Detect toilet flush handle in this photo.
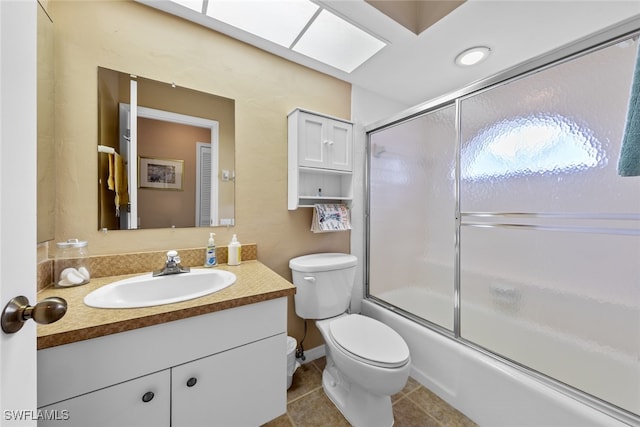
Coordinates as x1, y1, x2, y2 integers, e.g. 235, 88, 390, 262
303, 276, 316, 283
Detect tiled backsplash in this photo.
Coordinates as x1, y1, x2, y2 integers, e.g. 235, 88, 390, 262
38, 244, 257, 291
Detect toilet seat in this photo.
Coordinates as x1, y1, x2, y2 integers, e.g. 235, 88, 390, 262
329, 315, 410, 368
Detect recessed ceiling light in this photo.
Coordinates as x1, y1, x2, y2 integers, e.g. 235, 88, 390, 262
455, 46, 491, 66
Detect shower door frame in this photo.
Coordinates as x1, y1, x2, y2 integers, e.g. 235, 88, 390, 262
364, 15, 640, 426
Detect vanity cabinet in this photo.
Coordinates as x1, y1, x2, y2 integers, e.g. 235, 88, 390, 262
288, 108, 354, 209
38, 298, 287, 427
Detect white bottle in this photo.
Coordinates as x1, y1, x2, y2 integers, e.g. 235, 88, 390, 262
204, 232, 217, 267
228, 234, 241, 266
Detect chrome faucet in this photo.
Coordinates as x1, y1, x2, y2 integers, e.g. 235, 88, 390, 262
153, 250, 191, 277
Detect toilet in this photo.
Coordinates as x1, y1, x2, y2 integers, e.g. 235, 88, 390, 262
290, 253, 410, 427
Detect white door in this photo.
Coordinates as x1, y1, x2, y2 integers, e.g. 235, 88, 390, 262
128, 80, 138, 229
118, 100, 139, 230
118, 104, 131, 230
196, 143, 216, 227
0, 0, 38, 424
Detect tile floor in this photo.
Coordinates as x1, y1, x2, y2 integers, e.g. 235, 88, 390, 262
263, 357, 478, 427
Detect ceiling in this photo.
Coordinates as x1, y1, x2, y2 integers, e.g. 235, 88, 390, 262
141, 0, 640, 107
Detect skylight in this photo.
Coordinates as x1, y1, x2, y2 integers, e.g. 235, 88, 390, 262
205, 0, 320, 48
169, 0, 386, 73
170, 0, 203, 13
293, 9, 387, 73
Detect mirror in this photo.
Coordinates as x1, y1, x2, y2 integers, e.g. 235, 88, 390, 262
37, 2, 55, 243
97, 67, 235, 230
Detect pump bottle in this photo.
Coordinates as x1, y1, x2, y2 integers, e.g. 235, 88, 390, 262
204, 233, 217, 267
228, 234, 241, 266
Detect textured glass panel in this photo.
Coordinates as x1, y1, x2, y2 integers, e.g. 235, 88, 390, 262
368, 105, 456, 330
457, 35, 640, 415
460, 38, 640, 214
460, 225, 640, 414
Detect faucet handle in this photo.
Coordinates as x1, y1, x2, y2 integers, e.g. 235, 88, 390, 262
166, 250, 180, 264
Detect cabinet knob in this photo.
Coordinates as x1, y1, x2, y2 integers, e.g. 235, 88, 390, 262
141, 391, 154, 403
186, 377, 198, 387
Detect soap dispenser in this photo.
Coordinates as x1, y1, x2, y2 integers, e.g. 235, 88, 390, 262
228, 234, 241, 266
204, 233, 217, 267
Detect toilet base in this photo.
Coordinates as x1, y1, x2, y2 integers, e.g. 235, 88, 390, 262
322, 364, 394, 427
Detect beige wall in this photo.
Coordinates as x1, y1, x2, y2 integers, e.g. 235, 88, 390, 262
50, 0, 352, 349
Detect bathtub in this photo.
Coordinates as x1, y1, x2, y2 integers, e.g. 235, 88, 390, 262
362, 297, 637, 426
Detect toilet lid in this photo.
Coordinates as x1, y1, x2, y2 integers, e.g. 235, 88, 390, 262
289, 253, 357, 273
329, 315, 410, 368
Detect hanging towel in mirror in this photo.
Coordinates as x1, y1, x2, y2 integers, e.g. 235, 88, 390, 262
618, 42, 640, 177
107, 153, 115, 190
114, 153, 129, 216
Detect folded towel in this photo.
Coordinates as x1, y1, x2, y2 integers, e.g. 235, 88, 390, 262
311, 204, 351, 233
618, 43, 640, 177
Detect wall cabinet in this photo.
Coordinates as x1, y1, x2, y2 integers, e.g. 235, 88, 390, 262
288, 108, 353, 209
38, 298, 287, 427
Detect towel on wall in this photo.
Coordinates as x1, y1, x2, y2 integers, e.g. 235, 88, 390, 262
618, 42, 640, 177
311, 204, 351, 233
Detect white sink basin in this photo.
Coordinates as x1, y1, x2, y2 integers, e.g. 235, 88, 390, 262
84, 269, 236, 309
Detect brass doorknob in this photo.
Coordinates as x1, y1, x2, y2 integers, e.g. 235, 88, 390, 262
1, 295, 67, 334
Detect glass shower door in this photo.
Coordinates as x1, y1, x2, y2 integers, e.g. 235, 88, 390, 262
459, 37, 640, 414
368, 105, 456, 331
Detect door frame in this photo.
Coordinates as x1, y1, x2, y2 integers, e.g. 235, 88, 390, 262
120, 103, 219, 228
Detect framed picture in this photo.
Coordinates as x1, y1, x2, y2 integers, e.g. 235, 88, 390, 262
139, 157, 184, 190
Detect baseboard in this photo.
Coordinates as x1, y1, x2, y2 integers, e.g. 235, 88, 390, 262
297, 344, 326, 364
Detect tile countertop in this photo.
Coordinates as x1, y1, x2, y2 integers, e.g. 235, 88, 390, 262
37, 261, 296, 350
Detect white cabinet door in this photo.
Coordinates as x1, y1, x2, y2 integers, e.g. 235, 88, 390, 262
298, 112, 327, 169
38, 370, 170, 427
297, 111, 352, 171
172, 334, 286, 427
325, 119, 352, 171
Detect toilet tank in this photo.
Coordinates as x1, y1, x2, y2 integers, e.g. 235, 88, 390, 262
289, 253, 357, 320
